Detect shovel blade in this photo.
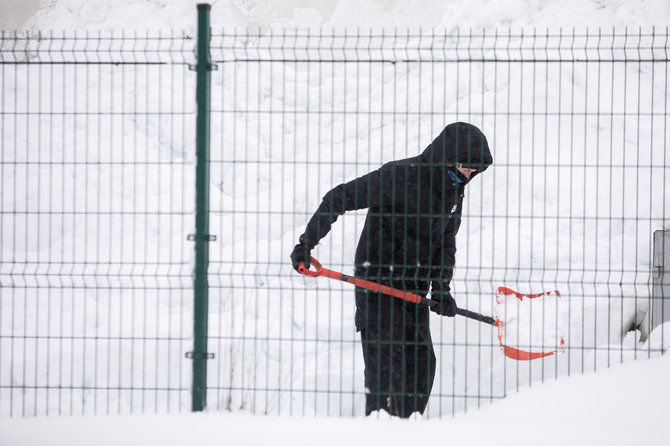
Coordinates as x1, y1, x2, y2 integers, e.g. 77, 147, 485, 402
495, 287, 565, 361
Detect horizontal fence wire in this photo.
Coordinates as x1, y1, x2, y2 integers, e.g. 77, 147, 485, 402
210, 28, 669, 63
0, 31, 196, 416
0, 30, 195, 65
207, 27, 669, 418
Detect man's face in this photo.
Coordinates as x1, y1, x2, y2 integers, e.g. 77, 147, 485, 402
456, 167, 477, 179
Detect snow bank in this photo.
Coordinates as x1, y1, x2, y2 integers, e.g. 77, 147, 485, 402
1, 336, 669, 446
20, 0, 670, 32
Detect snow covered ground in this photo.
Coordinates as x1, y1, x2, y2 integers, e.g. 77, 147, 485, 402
1, 326, 669, 445
1, 0, 669, 441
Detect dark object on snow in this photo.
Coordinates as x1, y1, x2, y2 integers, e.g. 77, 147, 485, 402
360, 312, 435, 418
293, 121, 492, 417
290, 235, 312, 272
298, 121, 492, 329
430, 291, 457, 317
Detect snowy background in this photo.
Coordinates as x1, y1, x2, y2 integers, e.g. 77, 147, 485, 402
1, 0, 670, 444
7, 0, 670, 30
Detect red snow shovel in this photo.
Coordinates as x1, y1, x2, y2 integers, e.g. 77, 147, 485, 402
298, 257, 564, 361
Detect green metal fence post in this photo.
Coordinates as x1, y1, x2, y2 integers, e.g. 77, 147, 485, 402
188, 2, 215, 412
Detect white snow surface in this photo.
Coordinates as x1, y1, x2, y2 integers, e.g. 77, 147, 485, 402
1, 0, 670, 442
1, 329, 669, 445
18, 0, 670, 31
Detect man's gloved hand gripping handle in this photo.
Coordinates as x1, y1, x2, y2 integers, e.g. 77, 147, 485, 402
430, 291, 457, 317
290, 235, 312, 272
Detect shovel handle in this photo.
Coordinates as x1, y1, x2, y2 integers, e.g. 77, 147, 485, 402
298, 257, 496, 325
299, 257, 428, 305
298, 257, 323, 277
456, 308, 497, 326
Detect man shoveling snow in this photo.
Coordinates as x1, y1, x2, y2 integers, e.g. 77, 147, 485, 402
290, 122, 493, 417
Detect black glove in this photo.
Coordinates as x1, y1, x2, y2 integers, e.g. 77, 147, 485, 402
430, 292, 457, 317
290, 236, 312, 272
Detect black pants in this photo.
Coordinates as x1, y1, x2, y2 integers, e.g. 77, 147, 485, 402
358, 291, 436, 418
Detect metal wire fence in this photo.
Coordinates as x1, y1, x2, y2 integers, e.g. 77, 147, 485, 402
206, 27, 669, 417
0, 31, 196, 416
1, 18, 669, 418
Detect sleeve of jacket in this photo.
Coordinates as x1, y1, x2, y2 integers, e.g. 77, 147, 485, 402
431, 199, 463, 295
301, 169, 383, 249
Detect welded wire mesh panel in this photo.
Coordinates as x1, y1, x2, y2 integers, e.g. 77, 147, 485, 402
0, 31, 195, 416
208, 28, 669, 418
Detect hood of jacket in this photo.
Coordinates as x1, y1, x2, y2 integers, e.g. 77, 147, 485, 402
419, 122, 493, 184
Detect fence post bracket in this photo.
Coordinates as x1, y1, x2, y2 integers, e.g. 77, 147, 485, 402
187, 234, 217, 242
186, 351, 215, 360
188, 63, 218, 71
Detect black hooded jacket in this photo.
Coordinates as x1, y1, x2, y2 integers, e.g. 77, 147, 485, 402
301, 122, 493, 330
